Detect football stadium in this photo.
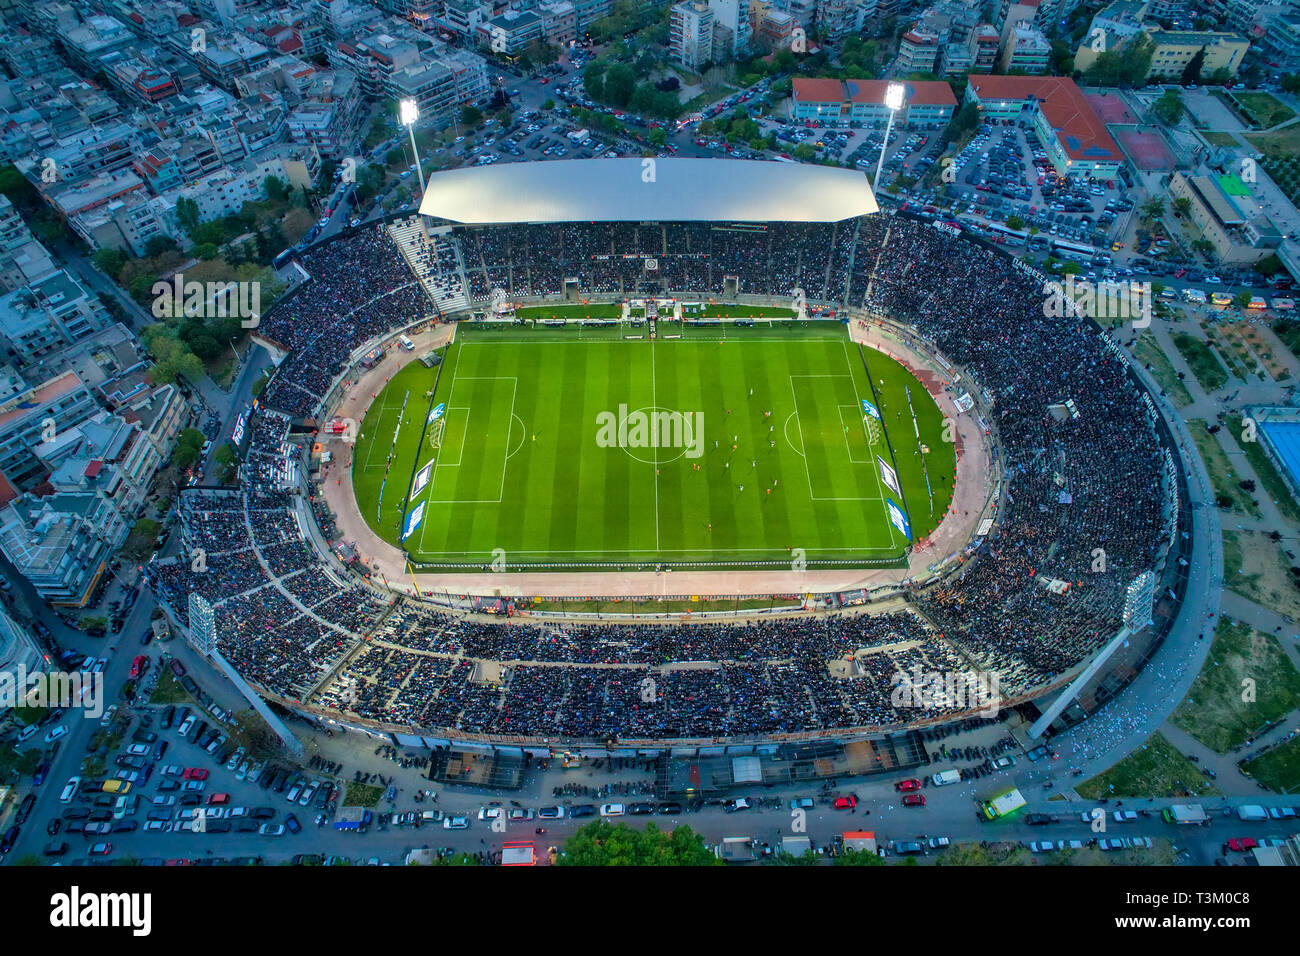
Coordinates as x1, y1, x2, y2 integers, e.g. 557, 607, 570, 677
144, 158, 1191, 752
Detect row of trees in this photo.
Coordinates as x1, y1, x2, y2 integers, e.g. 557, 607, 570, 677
583, 59, 684, 120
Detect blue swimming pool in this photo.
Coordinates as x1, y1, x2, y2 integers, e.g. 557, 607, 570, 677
1260, 420, 1300, 494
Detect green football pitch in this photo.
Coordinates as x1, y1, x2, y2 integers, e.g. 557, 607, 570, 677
352, 324, 955, 569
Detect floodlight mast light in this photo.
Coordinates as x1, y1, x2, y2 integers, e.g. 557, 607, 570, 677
873, 83, 907, 194
399, 99, 427, 195
884, 82, 906, 112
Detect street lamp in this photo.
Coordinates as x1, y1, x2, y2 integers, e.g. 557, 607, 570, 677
872, 82, 907, 194
399, 98, 426, 195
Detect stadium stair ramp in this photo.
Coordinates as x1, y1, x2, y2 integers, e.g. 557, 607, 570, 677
387, 218, 471, 314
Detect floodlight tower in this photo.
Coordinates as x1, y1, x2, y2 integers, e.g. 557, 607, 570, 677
872, 82, 907, 194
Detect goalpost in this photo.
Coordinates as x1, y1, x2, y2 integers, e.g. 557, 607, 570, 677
429, 416, 446, 450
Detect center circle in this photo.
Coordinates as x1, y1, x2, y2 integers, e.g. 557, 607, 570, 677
620, 405, 689, 465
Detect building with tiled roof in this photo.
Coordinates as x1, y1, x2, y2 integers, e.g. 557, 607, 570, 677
965, 75, 1123, 179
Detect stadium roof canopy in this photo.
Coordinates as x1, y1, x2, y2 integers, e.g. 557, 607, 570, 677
417, 158, 879, 224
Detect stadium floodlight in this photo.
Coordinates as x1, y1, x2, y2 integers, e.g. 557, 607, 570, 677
399, 99, 427, 195
872, 83, 907, 193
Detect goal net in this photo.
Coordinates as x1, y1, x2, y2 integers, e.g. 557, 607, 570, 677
429, 417, 446, 450
865, 414, 883, 447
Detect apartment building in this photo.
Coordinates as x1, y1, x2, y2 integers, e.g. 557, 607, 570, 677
670, 0, 714, 70
0, 491, 128, 607
0, 371, 100, 493
0, 271, 112, 367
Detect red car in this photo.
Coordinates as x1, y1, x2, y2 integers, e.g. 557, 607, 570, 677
832, 795, 858, 810
181, 768, 208, 781
895, 779, 922, 792
128, 655, 149, 679
1226, 837, 1258, 852
206, 793, 230, 805
902, 794, 926, 807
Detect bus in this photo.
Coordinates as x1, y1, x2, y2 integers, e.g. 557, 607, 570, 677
987, 222, 1030, 247
1210, 292, 1233, 307
272, 248, 294, 270
1050, 237, 1099, 259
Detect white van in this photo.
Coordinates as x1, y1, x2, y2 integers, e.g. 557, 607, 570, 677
398, 335, 414, 351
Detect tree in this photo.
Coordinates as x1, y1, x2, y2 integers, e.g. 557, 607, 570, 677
557, 821, 722, 866
1140, 196, 1166, 222
93, 247, 127, 279
1282, 74, 1300, 95
142, 326, 205, 386
945, 102, 981, 144
1006, 215, 1026, 230
542, 98, 556, 111
1173, 196, 1192, 217
1180, 46, 1206, 86
214, 443, 239, 484
263, 175, 289, 203
649, 127, 668, 147
172, 427, 206, 469
1254, 254, 1282, 277
1233, 290, 1252, 309
460, 105, 482, 127
1152, 89, 1184, 125
144, 235, 176, 258
604, 63, 636, 107
175, 196, 201, 236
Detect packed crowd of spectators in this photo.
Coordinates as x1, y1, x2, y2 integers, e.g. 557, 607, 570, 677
857, 217, 1170, 687
456, 220, 856, 303
259, 228, 435, 417
314, 605, 981, 736
146, 212, 1175, 741
145, 385, 394, 695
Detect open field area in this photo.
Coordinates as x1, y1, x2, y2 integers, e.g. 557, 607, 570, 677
1169, 617, 1300, 753
1189, 421, 1261, 517
1133, 331, 1193, 407
1223, 529, 1300, 623
1242, 737, 1300, 794
1171, 331, 1230, 391
351, 324, 954, 568
1233, 91, 1296, 128
1076, 732, 1222, 800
